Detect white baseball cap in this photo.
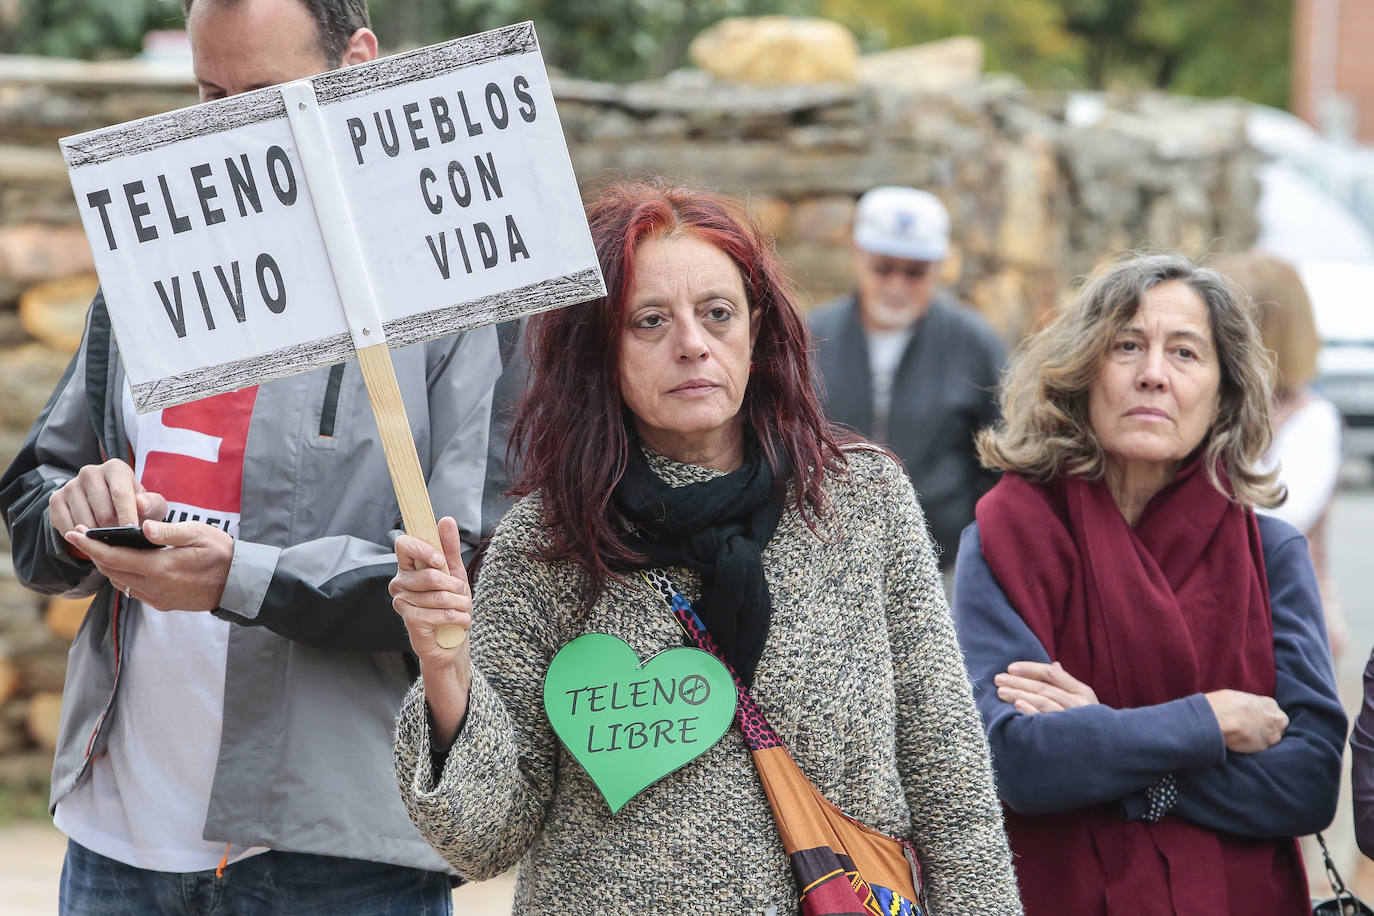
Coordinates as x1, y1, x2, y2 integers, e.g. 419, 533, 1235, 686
852, 186, 950, 262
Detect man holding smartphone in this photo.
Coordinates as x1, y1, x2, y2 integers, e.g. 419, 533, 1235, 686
0, 1, 521, 911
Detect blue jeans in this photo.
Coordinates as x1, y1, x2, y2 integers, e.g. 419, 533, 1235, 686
59, 839, 453, 915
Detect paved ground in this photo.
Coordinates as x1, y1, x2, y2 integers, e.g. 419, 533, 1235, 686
0, 821, 66, 915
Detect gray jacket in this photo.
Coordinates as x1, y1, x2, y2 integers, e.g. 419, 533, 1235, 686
0, 291, 520, 872
809, 293, 1004, 566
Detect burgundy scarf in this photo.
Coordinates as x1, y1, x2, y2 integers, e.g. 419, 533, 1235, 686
976, 457, 1308, 916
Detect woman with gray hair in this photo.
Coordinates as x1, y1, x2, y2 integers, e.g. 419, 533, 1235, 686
951, 252, 1346, 915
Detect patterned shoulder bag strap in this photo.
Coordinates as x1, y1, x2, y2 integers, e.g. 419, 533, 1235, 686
638, 574, 926, 914
638, 570, 785, 752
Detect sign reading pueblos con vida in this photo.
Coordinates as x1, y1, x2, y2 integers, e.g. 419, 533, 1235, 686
61, 22, 604, 412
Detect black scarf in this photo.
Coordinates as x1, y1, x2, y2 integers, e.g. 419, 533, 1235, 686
612, 431, 787, 686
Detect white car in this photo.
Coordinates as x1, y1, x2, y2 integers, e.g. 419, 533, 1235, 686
1298, 260, 1374, 461
1249, 103, 1374, 252
1248, 105, 1374, 461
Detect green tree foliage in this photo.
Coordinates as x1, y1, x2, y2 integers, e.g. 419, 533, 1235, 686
2, 0, 183, 58
1128, 0, 1290, 108
819, 0, 1081, 86
2, 0, 1292, 109
369, 0, 818, 82
1057, 0, 1290, 106
819, 0, 1290, 108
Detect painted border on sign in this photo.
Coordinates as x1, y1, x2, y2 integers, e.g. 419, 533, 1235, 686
61, 22, 538, 168
62, 20, 605, 413
130, 266, 602, 410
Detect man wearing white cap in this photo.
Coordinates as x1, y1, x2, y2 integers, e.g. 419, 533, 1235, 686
809, 186, 1005, 571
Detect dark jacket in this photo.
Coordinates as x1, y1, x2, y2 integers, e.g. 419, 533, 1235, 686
809, 292, 1005, 566
1350, 644, 1374, 856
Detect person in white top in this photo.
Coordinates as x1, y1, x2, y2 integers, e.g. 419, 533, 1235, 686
1213, 251, 1345, 659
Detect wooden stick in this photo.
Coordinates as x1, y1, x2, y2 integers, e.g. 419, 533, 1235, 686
355, 342, 467, 649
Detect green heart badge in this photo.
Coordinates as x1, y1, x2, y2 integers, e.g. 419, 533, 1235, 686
543, 633, 737, 814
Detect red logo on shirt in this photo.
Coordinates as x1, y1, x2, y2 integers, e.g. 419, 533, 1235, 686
139, 388, 258, 513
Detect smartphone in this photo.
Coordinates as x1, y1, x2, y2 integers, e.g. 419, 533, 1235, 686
83, 526, 161, 550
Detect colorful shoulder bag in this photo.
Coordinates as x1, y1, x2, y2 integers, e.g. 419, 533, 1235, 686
642, 570, 925, 916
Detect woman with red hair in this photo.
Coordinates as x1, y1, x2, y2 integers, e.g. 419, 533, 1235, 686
388, 180, 1019, 914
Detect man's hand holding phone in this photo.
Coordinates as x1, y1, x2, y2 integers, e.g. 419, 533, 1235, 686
65, 519, 234, 611
53, 460, 233, 611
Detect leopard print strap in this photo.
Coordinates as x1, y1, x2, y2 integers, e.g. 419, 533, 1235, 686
641, 568, 678, 607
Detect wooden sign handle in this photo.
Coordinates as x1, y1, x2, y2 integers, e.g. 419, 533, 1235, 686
356, 342, 467, 649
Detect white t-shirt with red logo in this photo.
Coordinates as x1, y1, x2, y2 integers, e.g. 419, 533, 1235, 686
54, 385, 270, 872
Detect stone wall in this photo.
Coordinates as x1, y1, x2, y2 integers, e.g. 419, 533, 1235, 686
0, 53, 1259, 788
556, 72, 1259, 331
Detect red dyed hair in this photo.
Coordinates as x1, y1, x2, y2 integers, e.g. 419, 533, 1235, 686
509, 179, 850, 603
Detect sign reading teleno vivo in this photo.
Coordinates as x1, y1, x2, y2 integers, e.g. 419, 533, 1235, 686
61, 22, 603, 412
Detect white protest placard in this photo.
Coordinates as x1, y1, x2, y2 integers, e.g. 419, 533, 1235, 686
61, 22, 604, 412
63, 22, 605, 648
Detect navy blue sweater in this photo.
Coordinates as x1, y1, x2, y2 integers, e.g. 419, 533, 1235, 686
952, 514, 1346, 837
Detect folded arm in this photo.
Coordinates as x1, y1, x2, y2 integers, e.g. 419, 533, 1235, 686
952, 523, 1343, 836
1167, 530, 1344, 837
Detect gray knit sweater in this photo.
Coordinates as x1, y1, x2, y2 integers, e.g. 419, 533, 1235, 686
394, 446, 1021, 915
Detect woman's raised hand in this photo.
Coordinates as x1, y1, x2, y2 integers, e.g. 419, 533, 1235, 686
391, 515, 472, 744
392, 516, 472, 663
1205, 689, 1288, 754
995, 660, 1100, 715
